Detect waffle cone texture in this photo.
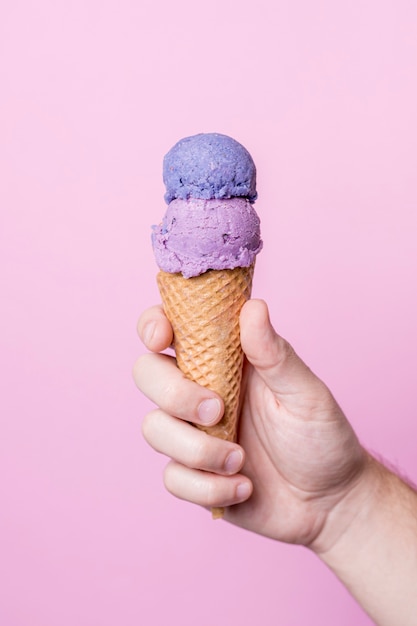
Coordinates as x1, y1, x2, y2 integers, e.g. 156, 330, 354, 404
157, 265, 254, 442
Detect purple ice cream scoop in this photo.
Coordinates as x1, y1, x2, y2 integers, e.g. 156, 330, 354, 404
163, 133, 257, 204
153, 133, 262, 278
152, 198, 262, 278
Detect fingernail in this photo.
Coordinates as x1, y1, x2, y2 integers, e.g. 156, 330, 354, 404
236, 482, 251, 501
224, 449, 243, 474
143, 322, 156, 346
198, 398, 221, 425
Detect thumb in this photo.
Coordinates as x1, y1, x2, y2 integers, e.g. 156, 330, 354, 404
240, 299, 319, 398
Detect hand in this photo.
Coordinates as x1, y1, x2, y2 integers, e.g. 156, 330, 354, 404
133, 299, 367, 550
134, 299, 417, 625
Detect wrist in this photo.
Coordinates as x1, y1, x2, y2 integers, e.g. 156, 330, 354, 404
310, 453, 417, 626
309, 449, 381, 556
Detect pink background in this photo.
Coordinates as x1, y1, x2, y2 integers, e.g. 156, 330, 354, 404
1, 1, 416, 625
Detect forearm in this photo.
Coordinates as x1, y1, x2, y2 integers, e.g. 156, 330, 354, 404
314, 453, 417, 626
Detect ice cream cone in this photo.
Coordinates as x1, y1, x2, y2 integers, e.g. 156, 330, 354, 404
157, 263, 255, 518
152, 132, 262, 519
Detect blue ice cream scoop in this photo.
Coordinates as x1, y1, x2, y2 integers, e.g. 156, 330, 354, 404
163, 133, 257, 204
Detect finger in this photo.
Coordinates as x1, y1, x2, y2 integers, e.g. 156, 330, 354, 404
133, 352, 223, 427
240, 299, 322, 397
142, 410, 245, 475
137, 304, 173, 352
164, 460, 253, 509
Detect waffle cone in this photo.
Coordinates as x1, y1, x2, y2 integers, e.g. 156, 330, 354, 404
157, 265, 255, 518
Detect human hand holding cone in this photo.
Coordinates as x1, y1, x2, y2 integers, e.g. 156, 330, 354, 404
152, 134, 262, 518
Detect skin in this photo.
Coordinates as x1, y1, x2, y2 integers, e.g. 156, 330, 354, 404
133, 299, 417, 626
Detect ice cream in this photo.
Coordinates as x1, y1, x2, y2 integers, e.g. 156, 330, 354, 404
162, 132, 257, 203
152, 133, 262, 518
152, 197, 262, 278
152, 133, 262, 278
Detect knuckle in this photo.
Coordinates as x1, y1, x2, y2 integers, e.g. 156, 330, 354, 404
132, 353, 154, 384
203, 478, 220, 507
277, 336, 295, 366
141, 409, 159, 444
163, 461, 179, 496
190, 438, 209, 469
191, 472, 216, 506
162, 377, 182, 400
162, 379, 197, 420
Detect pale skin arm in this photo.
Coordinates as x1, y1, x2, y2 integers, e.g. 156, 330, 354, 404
133, 299, 417, 626
317, 458, 417, 626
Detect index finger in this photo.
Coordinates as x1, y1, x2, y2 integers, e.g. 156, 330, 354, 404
137, 304, 173, 352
